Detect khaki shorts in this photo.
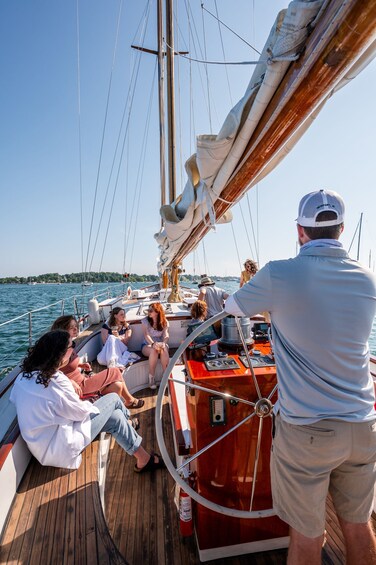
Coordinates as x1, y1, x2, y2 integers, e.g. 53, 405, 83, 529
271, 414, 376, 538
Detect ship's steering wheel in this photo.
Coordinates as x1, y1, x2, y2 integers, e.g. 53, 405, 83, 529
155, 311, 278, 519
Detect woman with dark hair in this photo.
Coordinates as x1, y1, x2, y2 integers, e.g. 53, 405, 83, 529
51, 315, 144, 409
141, 303, 169, 390
97, 307, 139, 369
10, 330, 164, 472
240, 259, 258, 288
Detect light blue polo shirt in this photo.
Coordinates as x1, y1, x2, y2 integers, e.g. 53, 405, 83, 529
225, 245, 376, 424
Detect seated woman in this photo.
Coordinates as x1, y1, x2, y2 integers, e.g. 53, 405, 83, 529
187, 300, 207, 336
187, 300, 217, 347
240, 259, 258, 288
141, 303, 169, 390
51, 315, 144, 409
97, 307, 139, 369
10, 330, 164, 472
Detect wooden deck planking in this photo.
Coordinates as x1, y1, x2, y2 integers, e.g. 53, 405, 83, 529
0, 442, 126, 565
104, 390, 376, 565
105, 390, 290, 564
2, 382, 375, 565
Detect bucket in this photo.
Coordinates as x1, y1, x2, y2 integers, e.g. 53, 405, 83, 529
220, 316, 253, 345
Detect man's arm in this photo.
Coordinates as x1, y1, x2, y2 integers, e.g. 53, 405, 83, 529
198, 288, 206, 302
224, 264, 273, 317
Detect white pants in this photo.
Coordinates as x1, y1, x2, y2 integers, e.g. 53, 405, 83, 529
97, 335, 137, 367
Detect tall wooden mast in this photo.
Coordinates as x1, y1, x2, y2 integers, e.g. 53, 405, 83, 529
166, 0, 182, 302
157, 0, 166, 210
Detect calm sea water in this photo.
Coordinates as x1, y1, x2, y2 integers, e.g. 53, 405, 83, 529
0, 281, 375, 379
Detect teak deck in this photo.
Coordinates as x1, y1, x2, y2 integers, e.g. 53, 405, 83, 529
1, 389, 374, 564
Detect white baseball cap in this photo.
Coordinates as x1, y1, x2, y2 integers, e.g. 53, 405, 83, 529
296, 189, 345, 227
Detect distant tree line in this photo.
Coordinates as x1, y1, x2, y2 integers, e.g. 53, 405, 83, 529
0, 272, 239, 284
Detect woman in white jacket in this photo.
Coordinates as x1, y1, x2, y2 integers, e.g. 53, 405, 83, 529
10, 330, 164, 473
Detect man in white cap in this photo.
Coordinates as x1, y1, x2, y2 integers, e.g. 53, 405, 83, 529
225, 190, 376, 564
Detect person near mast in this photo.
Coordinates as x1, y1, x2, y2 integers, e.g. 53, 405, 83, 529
197, 276, 229, 336
141, 303, 170, 390
239, 259, 258, 287
224, 189, 376, 564
10, 330, 164, 473
51, 315, 144, 409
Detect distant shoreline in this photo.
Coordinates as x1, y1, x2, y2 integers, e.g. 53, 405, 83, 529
0, 272, 240, 285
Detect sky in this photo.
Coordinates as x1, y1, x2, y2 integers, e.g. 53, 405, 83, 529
0, 0, 375, 278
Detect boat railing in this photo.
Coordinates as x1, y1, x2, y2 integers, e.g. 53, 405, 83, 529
0, 283, 129, 381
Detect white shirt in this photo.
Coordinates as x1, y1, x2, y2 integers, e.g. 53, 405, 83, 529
10, 371, 99, 469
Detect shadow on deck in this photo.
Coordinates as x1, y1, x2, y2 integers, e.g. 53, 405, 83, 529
1, 387, 373, 564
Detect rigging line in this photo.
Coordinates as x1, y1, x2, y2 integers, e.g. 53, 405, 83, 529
348, 215, 361, 254
256, 184, 260, 264
239, 202, 256, 261
202, 240, 210, 276
164, 41, 263, 65
76, 0, 84, 281
127, 63, 157, 275
246, 191, 259, 265
201, 2, 261, 55
174, 4, 184, 194
84, 0, 125, 276
188, 5, 193, 154
88, 2, 151, 272
98, 58, 156, 273
182, 0, 211, 120
122, 131, 130, 274
230, 222, 243, 274
214, 0, 233, 106
200, 3, 212, 133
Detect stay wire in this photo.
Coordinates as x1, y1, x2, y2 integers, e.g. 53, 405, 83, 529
202, 240, 210, 276
122, 131, 130, 274
239, 201, 256, 261
91, 1, 152, 272
246, 191, 259, 264
214, 0, 233, 106
182, 0, 211, 120
127, 62, 158, 274
84, 0, 124, 276
76, 0, 84, 281
201, 4, 212, 133
174, 3, 184, 193
164, 40, 263, 65
98, 54, 155, 273
230, 222, 243, 273
201, 2, 261, 55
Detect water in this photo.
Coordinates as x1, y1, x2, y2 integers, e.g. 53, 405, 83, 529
0, 280, 375, 379
0, 282, 129, 377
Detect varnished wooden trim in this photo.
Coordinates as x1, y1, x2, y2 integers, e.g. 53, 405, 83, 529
168, 376, 190, 456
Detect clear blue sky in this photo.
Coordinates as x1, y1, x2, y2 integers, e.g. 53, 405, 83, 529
1, 1, 375, 278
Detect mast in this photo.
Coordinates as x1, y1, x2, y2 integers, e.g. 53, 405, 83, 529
357, 212, 363, 261
166, 0, 181, 302
157, 0, 166, 210
166, 0, 176, 204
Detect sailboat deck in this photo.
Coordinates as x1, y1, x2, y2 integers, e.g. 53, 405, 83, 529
1, 387, 374, 564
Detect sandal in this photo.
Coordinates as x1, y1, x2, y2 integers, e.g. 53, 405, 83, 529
126, 398, 145, 409
134, 452, 165, 474
130, 417, 140, 431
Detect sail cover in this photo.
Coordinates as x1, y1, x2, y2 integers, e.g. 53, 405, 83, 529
155, 0, 376, 270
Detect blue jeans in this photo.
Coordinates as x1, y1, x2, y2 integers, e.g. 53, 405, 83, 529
90, 393, 142, 456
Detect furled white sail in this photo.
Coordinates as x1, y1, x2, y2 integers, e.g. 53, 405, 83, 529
155, 0, 376, 270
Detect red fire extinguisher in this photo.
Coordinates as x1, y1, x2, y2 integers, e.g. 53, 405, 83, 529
179, 487, 193, 537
